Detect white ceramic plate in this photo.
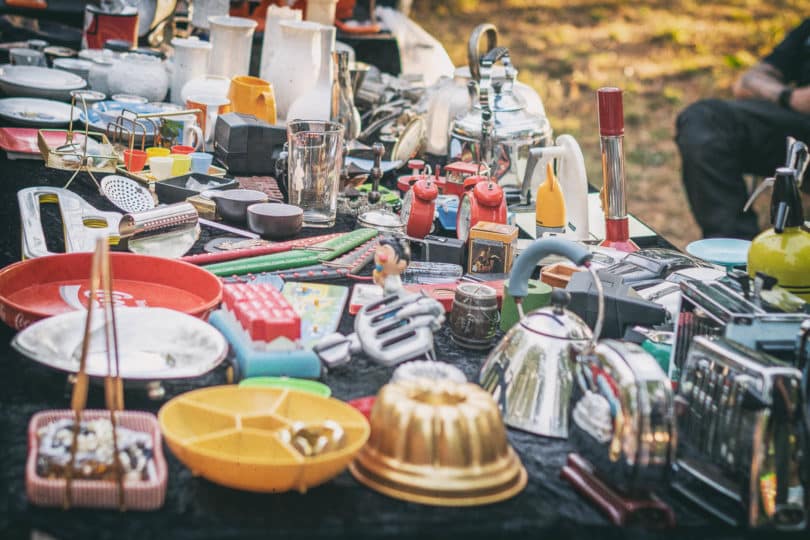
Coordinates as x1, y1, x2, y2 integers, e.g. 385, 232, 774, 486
0, 64, 86, 101
11, 307, 228, 380
0, 97, 79, 127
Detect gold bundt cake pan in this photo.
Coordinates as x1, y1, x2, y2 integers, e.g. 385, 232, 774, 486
349, 379, 527, 506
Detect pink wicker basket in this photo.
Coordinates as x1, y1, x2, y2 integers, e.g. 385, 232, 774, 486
26, 409, 167, 510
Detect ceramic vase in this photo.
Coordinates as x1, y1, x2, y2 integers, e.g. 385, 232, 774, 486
106, 53, 169, 103
169, 36, 212, 104
266, 20, 322, 122
287, 24, 336, 122
207, 15, 257, 79
259, 5, 302, 87
191, 0, 229, 29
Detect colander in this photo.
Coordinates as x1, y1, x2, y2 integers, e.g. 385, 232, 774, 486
100, 175, 156, 213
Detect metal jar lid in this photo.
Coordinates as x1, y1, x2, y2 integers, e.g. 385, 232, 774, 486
357, 209, 405, 234
454, 283, 498, 306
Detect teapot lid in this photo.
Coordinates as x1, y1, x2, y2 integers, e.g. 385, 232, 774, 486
518, 290, 592, 340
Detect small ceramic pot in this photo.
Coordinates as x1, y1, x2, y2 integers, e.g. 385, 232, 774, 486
448, 283, 500, 350
247, 203, 303, 239
205, 189, 270, 223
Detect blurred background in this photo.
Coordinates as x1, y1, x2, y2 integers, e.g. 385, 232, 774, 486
412, 0, 806, 248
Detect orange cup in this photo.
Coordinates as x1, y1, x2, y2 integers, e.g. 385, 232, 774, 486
186, 95, 231, 142
228, 75, 276, 124
123, 148, 148, 172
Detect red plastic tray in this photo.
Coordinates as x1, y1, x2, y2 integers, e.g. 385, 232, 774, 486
0, 252, 222, 329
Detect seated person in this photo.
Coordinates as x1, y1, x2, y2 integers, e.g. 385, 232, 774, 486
675, 18, 810, 239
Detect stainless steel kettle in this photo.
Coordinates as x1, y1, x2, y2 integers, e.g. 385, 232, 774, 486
479, 238, 605, 438
423, 23, 549, 157
448, 47, 552, 193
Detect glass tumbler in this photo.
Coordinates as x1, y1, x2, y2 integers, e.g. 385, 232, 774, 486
287, 120, 345, 228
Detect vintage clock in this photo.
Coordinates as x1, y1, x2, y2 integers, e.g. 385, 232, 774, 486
456, 176, 506, 242
400, 177, 439, 238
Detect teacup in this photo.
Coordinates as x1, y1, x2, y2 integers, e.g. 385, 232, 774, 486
186, 94, 231, 147
160, 114, 203, 150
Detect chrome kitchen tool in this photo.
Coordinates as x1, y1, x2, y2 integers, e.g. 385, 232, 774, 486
673, 336, 806, 529
597, 87, 638, 252
118, 202, 200, 259
478, 238, 604, 438
564, 340, 676, 526
18, 186, 121, 259
100, 174, 157, 213
314, 290, 446, 368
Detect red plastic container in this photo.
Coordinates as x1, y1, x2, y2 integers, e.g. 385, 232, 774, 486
0, 252, 222, 329
222, 283, 300, 342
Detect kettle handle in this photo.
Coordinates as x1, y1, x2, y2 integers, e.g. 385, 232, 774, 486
468, 23, 498, 83
510, 238, 605, 345
509, 238, 591, 298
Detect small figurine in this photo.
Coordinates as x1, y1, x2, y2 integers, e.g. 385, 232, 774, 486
372, 236, 411, 294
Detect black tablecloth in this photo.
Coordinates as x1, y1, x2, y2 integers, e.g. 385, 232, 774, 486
0, 156, 744, 539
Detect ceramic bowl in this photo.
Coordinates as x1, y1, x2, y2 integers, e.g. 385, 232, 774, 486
349, 379, 527, 506
0, 64, 86, 101
247, 203, 303, 239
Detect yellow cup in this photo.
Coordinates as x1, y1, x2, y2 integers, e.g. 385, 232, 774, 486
170, 153, 192, 176
146, 146, 170, 166
228, 75, 276, 124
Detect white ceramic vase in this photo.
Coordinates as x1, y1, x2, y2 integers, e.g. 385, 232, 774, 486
287, 25, 335, 122
169, 37, 212, 105
266, 20, 322, 122
259, 5, 302, 86
180, 74, 231, 105
191, 0, 229, 29
106, 53, 169, 103
207, 15, 257, 79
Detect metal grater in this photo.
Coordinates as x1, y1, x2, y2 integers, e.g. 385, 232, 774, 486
669, 280, 765, 381
673, 336, 806, 529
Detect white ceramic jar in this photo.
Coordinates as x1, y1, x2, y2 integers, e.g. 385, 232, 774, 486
169, 36, 212, 104
180, 74, 231, 105
191, 0, 229, 30
259, 5, 302, 86
266, 20, 322, 121
207, 15, 257, 79
106, 53, 169, 103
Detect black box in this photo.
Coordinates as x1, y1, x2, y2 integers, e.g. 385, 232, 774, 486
213, 113, 287, 175
412, 235, 466, 267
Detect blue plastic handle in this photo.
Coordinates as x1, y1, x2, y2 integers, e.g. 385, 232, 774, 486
508, 238, 592, 298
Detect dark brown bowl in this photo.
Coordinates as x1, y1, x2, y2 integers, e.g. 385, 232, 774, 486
246, 203, 303, 240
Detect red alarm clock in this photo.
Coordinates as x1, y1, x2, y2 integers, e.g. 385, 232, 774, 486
401, 177, 439, 238
456, 177, 506, 242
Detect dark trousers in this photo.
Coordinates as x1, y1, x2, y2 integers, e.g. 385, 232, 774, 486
675, 98, 810, 239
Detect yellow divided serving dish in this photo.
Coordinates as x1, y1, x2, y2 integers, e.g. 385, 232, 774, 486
158, 386, 370, 493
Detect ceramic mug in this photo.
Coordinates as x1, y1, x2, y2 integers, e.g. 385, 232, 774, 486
149, 156, 174, 180
228, 76, 276, 124
170, 153, 192, 176
10, 48, 46, 67
186, 94, 231, 145
190, 152, 214, 174
160, 115, 203, 150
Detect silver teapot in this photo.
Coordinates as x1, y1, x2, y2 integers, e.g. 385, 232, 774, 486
449, 47, 552, 193
423, 23, 550, 157
479, 238, 603, 438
